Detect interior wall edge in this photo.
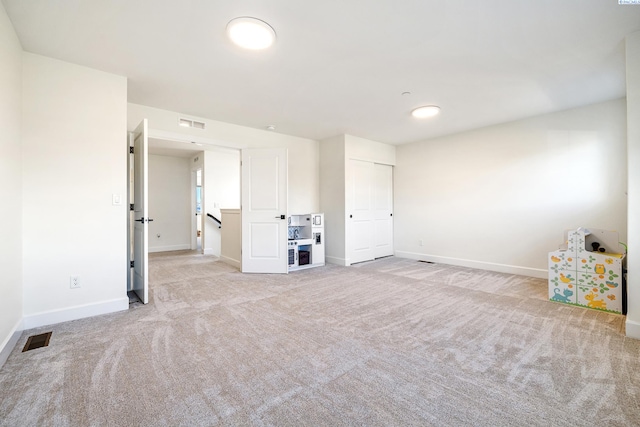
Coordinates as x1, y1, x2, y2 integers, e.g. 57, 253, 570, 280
21, 298, 129, 331
325, 256, 348, 266
625, 319, 640, 340
395, 251, 548, 279
0, 320, 23, 370
220, 256, 241, 269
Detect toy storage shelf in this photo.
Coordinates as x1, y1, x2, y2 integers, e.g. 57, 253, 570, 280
548, 228, 625, 314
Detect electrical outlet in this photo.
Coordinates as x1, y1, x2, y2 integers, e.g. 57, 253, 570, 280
419, 239, 424, 246
70, 276, 80, 289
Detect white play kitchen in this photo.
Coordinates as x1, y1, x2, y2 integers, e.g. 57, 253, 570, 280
288, 213, 325, 271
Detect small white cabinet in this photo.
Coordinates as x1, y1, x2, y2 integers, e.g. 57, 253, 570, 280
288, 213, 325, 272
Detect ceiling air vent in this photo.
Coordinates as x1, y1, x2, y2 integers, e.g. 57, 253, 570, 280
178, 118, 206, 130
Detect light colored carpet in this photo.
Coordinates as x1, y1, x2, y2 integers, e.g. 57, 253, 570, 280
1, 253, 639, 426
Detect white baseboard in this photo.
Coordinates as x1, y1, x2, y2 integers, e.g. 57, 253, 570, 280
22, 297, 129, 330
220, 255, 240, 270
395, 250, 548, 279
626, 319, 640, 340
149, 244, 191, 253
326, 256, 348, 266
0, 319, 23, 369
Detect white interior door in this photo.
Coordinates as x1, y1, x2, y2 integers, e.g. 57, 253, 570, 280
132, 119, 149, 303
374, 163, 394, 258
349, 159, 375, 264
241, 148, 288, 273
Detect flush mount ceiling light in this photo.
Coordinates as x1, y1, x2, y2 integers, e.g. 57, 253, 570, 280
226, 17, 276, 50
411, 105, 441, 119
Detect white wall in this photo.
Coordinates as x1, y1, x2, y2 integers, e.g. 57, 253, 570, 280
148, 154, 191, 252
127, 103, 319, 215
0, 2, 23, 364
345, 134, 396, 165
320, 135, 346, 263
626, 32, 640, 339
202, 149, 240, 256
395, 99, 627, 277
21, 53, 128, 328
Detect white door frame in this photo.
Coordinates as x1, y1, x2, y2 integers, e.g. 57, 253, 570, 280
191, 168, 204, 253
130, 119, 149, 304
190, 169, 197, 250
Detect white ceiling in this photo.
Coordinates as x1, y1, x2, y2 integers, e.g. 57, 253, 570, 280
4, 0, 640, 145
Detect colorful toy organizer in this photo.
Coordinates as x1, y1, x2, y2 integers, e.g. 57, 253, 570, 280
548, 228, 625, 314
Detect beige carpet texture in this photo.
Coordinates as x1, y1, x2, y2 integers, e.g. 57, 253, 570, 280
1, 252, 639, 426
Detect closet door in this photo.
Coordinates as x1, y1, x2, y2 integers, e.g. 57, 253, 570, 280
374, 163, 393, 258
348, 159, 375, 264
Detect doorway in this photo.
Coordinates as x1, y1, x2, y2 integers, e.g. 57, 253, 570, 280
193, 168, 203, 252
145, 135, 240, 258
129, 129, 241, 306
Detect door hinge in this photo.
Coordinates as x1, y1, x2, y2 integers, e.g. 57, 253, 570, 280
130, 260, 134, 268
129, 146, 134, 154
130, 204, 134, 211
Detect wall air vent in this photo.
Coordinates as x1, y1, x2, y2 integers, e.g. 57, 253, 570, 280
178, 118, 206, 130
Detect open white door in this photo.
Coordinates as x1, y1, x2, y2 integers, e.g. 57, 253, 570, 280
241, 148, 288, 273
132, 119, 149, 303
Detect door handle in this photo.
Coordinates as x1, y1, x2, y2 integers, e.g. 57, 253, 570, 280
134, 218, 154, 223
275, 215, 286, 219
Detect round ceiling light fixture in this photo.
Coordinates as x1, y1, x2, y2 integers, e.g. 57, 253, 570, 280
411, 105, 441, 119
226, 17, 276, 50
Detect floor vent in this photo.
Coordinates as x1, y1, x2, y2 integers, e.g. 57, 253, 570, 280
418, 260, 435, 264
22, 332, 52, 352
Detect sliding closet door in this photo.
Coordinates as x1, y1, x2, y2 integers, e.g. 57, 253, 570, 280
348, 160, 394, 264
348, 159, 375, 264
374, 163, 393, 258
